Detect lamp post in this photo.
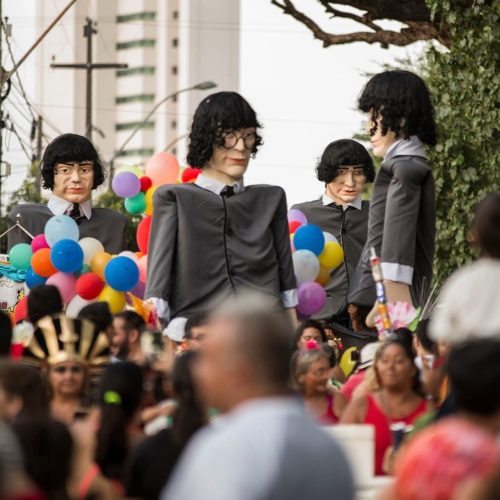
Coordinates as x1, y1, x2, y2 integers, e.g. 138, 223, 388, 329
109, 80, 216, 178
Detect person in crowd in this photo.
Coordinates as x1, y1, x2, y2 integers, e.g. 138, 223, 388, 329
342, 329, 428, 475
145, 92, 297, 324
110, 310, 145, 364
292, 344, 346, 424
430, 192, 500, 344
184, 312, 210, 351
386, 339, 500, 500
12, 417, 73, 500
8, 133, 127, 253
349, 70, 437, 322
95, 361, 144, 490
161, 292, 354, 500
22, 314, 110, 425
295, 319, 327, 350
78, 302, 114, 344
0, 361, 48, 422
27, 284, 63, 325
292, 139, 374, 327
126, 350, 207, 500
0, 310, 13, 356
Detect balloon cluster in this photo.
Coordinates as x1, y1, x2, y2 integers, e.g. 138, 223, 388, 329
10, 215, 143, 322
288, 209, 344, 317
111, 152, 202, 284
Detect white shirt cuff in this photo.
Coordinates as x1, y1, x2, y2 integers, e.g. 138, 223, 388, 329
380, 262, 413, 285
281, 289, 298, 309
150, 297, 170, 322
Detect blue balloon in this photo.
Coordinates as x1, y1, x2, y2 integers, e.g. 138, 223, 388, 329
50, 239, 84, 273
104, 256, 139, 292
44, 215, 79, 247
293, 224, 325, 256
25, 268, 47, 289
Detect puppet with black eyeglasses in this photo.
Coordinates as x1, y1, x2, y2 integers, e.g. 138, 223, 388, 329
8, 134, 127, 253
145, 92, 297, 323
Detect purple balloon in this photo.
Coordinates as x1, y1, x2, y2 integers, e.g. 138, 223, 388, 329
297, 282, 327, 316
112, 172, 141, 198
287, 209, 307, 225
130, 279, 145, 299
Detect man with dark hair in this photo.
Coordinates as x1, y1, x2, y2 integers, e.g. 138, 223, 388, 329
161, 292, 354, 500
8, 133, 127, 253
184, 312, 210, 351
146, 92, 297, 323
292, 139, 374, 327
111, 310, 146, 363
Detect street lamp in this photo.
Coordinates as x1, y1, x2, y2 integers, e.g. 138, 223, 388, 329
109, 80, 217, 175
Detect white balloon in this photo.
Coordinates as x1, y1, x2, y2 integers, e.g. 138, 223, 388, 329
323, 232, 339, 244
79, 237, 105, 266
119, 250, 139, 264
66, 295, 92, 318
293, 249, 320, 284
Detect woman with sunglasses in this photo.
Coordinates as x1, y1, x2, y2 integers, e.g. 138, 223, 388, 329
146, 92, 297, 324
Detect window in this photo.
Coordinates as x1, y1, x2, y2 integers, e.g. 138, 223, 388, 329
117, 12, 156, 23
171, 65, 178, 75
116, 67, 155, 77
116, 39, 156, 50
171, 120, 177, 129
172, 38, 178, 48
116, 94, 155, 104
172, 10, 179, 20
116, 121, 155, 131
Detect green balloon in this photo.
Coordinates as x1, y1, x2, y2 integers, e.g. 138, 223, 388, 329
125, 192, 147, 214
77, 263, 91, 276
9, 243, 33, 270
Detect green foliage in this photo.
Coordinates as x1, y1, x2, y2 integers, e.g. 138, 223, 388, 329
95, 190, 140, 251
424, 0, 500, 284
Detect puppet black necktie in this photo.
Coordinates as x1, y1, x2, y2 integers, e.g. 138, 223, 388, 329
221, 186, 235, 198
69, 203, 83, 224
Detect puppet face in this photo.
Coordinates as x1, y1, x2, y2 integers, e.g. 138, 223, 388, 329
327, 166, 367, 205
366, 115, 397, 158
52, 162, 94, 203
206, 127, 255, 182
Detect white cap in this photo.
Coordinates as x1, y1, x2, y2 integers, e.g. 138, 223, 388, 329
163, 317, 187, 342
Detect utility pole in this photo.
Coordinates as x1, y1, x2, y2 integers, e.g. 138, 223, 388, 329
51, 18, 127, 140
34, 116, 42, 194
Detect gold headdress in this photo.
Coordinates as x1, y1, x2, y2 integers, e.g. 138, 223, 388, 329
23, 314, 110, 370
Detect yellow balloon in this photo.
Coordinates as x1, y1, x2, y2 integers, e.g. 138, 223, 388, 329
144, 186, 158, 216
98, 286, 126, 314
115, 165, 144, 178
339, 347, 358, 378
319, 242, 344, 269
315, 265, 331, 286
90, 252, 112, 280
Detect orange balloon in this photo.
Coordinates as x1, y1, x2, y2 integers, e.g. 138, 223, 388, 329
145, 152, 180, 186
315, 265, 331, 286
90, 252, 112, 280
135, 251, 145, 259
31, 248, 57, 277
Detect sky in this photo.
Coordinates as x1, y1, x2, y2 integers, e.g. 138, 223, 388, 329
1, 0, 425, 209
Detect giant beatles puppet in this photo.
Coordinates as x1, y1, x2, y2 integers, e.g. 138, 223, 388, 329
348, 70, 437, 321
145, 92, 297, 322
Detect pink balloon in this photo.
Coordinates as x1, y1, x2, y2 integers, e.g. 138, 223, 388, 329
138, 255, 148, 283
46, 272, 77, 304
145, 152, 180, 186
297, 282, 327, 317
31, 234, 50, 252
288, 209, 308, 225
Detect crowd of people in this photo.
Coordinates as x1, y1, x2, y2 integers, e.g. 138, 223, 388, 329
0, 67, 499, 499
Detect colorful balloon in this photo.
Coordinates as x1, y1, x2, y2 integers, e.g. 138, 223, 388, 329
9, 243, 33, 270
50, 239, 84, 273
77, 264, 91, 276
293, 250, 320, 284
44, 215, 79, 247
124, 192, 147, 215
297, 282, 327, 317
318, 242, 344, 269
76, 272, 104, 300
31, 248, 57, 277
14, 296, 28, 323
31, 234, 49, 252
287, 209, 307, 225
140, 176, 153, 192
293, 224, 325, 256
315, 265, 331, 287
98, 286, 126, 314
112, 171, 141, 198
130, 280, 145, 299
144, 186, 157, 216
145, 152, 180, 186
104, 256, 139, 292
90, 252, 112, 280
25, 268, 47, 289
79, 237, 105, 266
138, 255, 148, 283
181, 166, 202, 183
323, 232, 339, 244
136, 216, 152, 254
118, 250, 139, 263
66, 295, 92, 318
288, 220, 303, 234
46, 272, 77, 304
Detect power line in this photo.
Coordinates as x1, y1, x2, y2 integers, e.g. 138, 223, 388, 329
8, 120, 32, 163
